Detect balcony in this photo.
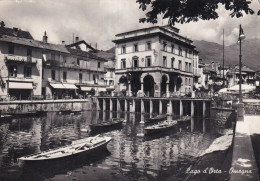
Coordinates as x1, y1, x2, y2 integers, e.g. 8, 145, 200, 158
4, 55, 37, 64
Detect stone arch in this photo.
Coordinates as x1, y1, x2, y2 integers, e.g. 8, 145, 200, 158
143, 74, 155, 97
160, 74, 168, 97
176, 76, 182, 91
130, 74, 141, 96
118, 75, 128, 91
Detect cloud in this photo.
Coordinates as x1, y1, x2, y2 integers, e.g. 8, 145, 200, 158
0, 0, 259, 49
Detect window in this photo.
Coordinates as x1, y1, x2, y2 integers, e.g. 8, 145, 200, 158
98, 62, 101, 68
185, 49, 188, 58
178, 60, 182, 70
51, 70, 55, 80
179, 47, 182, 56
8, 65, 17, 77
121, 59, 126, 69
146, 56, 151, 67
8, 45, 14, 54
77, 58, 80, 65
163, 42, 167, 51
24, 66, 32, 78
163, 56, 167, 67
121, 46, 126, 54
109, 80, 114, 86
189, 63, 192, 72
133, 59, 139, 68
185, 78, 188, 85
189, 78, 191, 86
185, 62, 188, 72
79, 73, 82, 83
93, 74, 99, 84
134, 44, 138, 52
63, 72, 67, 82
63, 56, 66, 63
146, 42, 151, 50
171, 57, 175, 68
171, 45, 175, 53
27, 48, 32, 57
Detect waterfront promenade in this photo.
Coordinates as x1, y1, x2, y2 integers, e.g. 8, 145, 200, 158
231, 114, 260, 181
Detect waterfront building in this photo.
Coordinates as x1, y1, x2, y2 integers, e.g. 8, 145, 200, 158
227, 65, 256, 87
0, 23, 43, 100
113, 25, 199, 97
43, 37, 108, 99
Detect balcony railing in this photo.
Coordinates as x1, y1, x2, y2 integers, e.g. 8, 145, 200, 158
4, 55, 37, 64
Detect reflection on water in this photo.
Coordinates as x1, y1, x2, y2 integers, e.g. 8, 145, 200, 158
0, 111, 216, 181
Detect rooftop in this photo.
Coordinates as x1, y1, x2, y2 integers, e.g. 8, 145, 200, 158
0, 26, 34, 40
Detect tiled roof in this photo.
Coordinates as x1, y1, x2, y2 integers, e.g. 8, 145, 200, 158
93, 51, 115, 61
66, 40, 95, 51
0, 35, 69, 53
67, 48, 107, 61
0, 26, 34, 39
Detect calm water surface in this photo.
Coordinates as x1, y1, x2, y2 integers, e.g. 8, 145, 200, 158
0, 111, 217, 181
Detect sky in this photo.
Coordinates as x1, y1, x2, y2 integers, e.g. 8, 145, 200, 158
0, 0, 259, 50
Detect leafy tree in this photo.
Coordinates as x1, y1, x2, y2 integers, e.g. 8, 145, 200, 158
137, 0, 259, 25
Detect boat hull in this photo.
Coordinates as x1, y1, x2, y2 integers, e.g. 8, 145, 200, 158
90, 121, 123, 134
145, 115, 167, 124
18, 137, 111, 168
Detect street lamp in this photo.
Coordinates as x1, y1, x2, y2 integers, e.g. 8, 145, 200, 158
238, 24, 245, 103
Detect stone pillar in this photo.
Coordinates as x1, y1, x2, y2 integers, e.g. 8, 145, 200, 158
202, 101, 206, 118
96, 98, 101, 111
124, 99, 127, 112
166, 82, 170, 97
141, 99, 145, 114
191, 117, 194, 132
236, 103, 244, 121
110, 99, 113, 112
117, 99, 121, 112
180, 100, 183, 117
150, 99, 153, 114
103, 99, 106, 111
159, 100, 162, 114
127, 81, 132, 96
190, 100, 194, 118
141, 82, 144, 92
167, 100, 172, 115
130, 99, 135, 113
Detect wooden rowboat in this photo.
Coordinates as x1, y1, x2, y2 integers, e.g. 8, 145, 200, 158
89, 118, 123, 133
144, 120, 178, 134
17, 136, 112, 168
145, 114, 167, 124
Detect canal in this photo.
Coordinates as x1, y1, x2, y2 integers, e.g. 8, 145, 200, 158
0, 111, 223, 181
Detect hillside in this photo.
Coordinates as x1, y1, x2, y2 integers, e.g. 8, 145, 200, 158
193, 39, 260, 71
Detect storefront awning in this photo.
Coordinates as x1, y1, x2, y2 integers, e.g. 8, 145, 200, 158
80, 86, 92, 91
97, 87, 107, 92
9, 82, 33, 89
62, 83, 78, 89
50, 83, 65, 89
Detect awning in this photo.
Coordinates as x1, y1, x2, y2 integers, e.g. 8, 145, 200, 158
9, 82, 33, 89
50, 83, 65, 89
62, 83, 78, 89
97, 87, 106, 92
80, 86, 92, 91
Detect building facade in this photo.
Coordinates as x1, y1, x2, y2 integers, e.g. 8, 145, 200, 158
113, 25, 199, 97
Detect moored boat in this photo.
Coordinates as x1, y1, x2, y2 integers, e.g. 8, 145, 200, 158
144, 114, 167, 124
144, 120, 178, 134
178, 115, 191, 124
89, 118, 123, 133
17, 135, 112, 168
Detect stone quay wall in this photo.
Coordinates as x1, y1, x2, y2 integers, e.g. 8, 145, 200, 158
0, 99, 93, 114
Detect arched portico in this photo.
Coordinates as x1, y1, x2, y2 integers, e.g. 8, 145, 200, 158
131, 74, 141, 97
161, 74, 168, 97
143, 75, 155, 97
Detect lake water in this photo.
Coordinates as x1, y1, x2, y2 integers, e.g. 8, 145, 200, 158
0, 111, 218, 181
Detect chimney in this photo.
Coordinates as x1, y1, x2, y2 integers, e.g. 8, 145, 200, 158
43, 31, 48, 44
211, 61, 214, 69
13, 27, 18, 36
75, 36, 79, 42
62, 41, 65, 45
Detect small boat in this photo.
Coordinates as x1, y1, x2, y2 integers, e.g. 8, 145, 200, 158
89, 118, 123, 133
0, 114, 12, 120
178, 115, 191, 124
17, 136, 112, 168
145, 114, 167, 124
144, 120, 178, 134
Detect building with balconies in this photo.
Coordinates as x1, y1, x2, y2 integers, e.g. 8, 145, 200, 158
113, 25, 199, 97
0, 24, 42, 100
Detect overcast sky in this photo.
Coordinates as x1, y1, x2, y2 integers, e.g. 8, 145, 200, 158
0, 0, 259, 50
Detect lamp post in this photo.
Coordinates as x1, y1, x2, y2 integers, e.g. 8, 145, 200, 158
238, 24, 245, 103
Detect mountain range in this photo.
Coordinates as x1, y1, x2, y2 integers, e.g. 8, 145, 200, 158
106, 38, 260, 71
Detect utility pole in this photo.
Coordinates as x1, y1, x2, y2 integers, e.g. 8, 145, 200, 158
223, 29, 225, 87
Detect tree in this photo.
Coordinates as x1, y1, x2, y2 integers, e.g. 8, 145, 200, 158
137, 0, 259, 25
